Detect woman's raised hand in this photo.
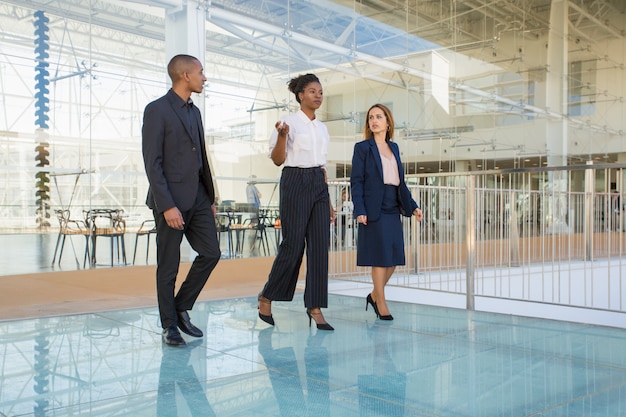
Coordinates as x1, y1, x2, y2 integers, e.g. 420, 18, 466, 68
275, 120, 289, 136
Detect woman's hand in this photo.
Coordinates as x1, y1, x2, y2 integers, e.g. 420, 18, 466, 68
275, 120, 289, 136
413, 208, 423, 222
271, 121, 289, 166
357, 214, 367, 225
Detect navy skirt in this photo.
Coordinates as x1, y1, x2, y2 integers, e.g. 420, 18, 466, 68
356, 184, 406, 267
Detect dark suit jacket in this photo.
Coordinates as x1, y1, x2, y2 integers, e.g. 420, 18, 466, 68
142, 89, 214, 213
350, 138, 418, 222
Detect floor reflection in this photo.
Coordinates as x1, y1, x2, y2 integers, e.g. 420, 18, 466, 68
1, 294, 626, 416
357, 324, 406, 416
157, 341, 216, 417
257, 328, 330, 417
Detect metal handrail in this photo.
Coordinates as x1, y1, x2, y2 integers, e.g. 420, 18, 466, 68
329, 163, 626, 318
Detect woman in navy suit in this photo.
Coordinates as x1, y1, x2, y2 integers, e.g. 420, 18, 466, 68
350, 104, 423, 320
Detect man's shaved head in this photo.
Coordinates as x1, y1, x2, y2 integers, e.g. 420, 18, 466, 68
167, 54, 200, 83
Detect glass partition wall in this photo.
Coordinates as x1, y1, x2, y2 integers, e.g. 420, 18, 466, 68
0, 0, 624, 264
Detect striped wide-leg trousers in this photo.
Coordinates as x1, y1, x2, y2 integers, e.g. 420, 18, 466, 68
261, 166, 330, 308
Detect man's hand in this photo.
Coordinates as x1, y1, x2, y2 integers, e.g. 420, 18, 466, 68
164, 206, 184, 230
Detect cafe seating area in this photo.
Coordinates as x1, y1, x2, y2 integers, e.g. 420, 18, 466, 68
48, 201, 362, 269
215, 203, 280, 259
48, 202, 288, 269
47, 198, 364, 271
51, 208, 128, 268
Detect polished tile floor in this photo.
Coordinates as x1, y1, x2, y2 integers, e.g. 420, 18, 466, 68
2, 293, 626, 417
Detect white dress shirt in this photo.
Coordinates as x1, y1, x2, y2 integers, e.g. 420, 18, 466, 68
269, 110, 329, 168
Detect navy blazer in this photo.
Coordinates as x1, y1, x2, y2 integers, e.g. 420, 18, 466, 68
142, 89, 214, 213
350, 138, 418, 222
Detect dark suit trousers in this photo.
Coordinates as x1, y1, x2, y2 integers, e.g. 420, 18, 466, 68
154, 183, 220, 329
261, 167, 330, 308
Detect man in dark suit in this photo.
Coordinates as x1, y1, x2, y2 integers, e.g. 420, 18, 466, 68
142, 54, 220, 346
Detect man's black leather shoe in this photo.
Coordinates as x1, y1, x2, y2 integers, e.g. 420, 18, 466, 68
177, 311, 203, 338
162, 326, 186, 346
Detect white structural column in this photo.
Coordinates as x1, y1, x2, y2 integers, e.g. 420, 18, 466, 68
543, 0, 570, 234
544, 0, 569, 166
164, 1, 206, 115
164, 2, 205, 64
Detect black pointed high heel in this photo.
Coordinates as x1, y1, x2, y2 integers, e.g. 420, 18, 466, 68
366, 293, 393, 321
366, 293, 380, 317
258, 293, 274, 326
306, 309, 334, 331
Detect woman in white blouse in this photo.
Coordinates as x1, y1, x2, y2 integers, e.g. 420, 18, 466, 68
350, 104, 423, 320
257, 73, 335, 331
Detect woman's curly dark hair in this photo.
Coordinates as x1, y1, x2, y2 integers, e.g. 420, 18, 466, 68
287, 73, 320, 104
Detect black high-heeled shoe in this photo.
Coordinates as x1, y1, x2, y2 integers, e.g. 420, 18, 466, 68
306, 309, 334, 331
366, 293, 393, 321
366, 293, 379, 317
258, 293, 274, 326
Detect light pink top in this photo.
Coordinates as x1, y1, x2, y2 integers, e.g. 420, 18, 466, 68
381, 152, 400, 186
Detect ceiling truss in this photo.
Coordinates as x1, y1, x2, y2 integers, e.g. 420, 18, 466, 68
0, 0, 623, 133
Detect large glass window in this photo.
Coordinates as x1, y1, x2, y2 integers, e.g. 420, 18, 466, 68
0, 0, 623, 258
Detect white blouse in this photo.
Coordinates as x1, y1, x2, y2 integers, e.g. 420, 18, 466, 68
269, 110, 329, 168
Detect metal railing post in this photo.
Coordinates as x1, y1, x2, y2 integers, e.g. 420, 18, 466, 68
584, 161, 594, 261
466, 174, 476, 310
413, 214, 420, 274
509, 189, 520, 267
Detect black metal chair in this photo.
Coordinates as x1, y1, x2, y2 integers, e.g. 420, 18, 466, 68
215, 211, 234, 257
244, 210, 271, 256
263, 209, 282, 254
225, 209, 259, 257
132, 219, 156, 265
85, 208, 127, 266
